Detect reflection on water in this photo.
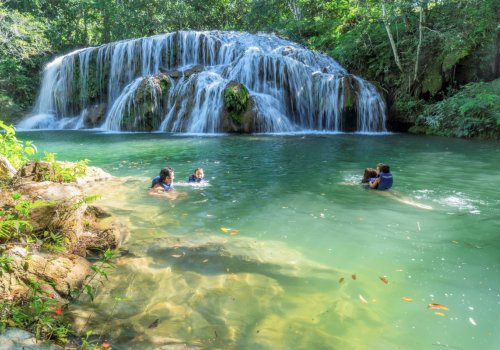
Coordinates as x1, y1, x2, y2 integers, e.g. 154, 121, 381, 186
19, 132, 500, 349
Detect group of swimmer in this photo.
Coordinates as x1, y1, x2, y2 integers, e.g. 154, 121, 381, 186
361, 163, 393, 190
149, 167, 205, 197
149, 162, 392, 197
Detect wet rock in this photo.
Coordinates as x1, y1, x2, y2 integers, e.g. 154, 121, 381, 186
168, 70, 182, 79
222, 81, 256, 133
340, 75, 359, 132
183, 65, 204, 78
83, 103, 107, 128
120, 74, 170, 131
0, 328, 61, 350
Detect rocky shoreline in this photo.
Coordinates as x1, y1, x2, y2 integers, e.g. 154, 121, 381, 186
0, 158, 127, 348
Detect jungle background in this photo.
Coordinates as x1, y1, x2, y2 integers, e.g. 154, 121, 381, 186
1, 0, 499, 138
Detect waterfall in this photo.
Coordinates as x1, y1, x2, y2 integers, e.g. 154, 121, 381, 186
19, 31, 388, 133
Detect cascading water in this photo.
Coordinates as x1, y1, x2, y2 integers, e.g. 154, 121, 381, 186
18, 31, 387, 133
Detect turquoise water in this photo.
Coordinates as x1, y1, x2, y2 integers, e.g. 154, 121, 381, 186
19, 131, 500, 349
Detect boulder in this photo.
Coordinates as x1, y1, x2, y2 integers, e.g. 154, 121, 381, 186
120, 74, 170, 131
83, 103, 107, 128
0, 246, 91, 299
183, 65, 203, 78
221, 81, 256, 133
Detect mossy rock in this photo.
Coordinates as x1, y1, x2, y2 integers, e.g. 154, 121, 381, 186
223, 82, 250, 125
421, 62, 443, 97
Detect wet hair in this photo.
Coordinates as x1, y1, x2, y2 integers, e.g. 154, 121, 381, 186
194, 167, 203, 175
159, 167, 174, 181
380, 164, 390, 173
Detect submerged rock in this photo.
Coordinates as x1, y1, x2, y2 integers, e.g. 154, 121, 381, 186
0, 328, 61, 350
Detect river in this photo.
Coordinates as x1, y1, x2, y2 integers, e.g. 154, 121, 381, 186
18, 131, 500, 350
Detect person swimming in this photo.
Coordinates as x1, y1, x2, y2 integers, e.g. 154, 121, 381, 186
151, 167, 175, 191
188, 168, 204, 183
368, 163, 393, 190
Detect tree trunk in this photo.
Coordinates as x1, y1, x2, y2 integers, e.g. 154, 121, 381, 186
414, 0, 427, 82
381, 0, 403, 73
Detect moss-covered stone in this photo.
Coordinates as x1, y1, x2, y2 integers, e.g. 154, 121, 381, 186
223, 82, 250, 125
421, 61, 443, 97
120, 74, 170, 131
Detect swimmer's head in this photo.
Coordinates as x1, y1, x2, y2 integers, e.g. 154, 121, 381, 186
194, 168, 204, 179
160, 167, 174, 182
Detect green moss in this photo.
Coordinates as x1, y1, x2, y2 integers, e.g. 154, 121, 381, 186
224, 83, 250, 125
421, 62, 442, 97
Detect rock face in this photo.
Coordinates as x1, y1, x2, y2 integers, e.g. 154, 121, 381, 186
0, 161, 126, 302
20, 31, 387, 133
221, 81, 255, 133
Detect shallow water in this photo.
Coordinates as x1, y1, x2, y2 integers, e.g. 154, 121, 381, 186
19, 131, 500, 349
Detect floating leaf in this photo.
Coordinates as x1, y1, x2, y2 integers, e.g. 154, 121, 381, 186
338, 277, 345, 284
468, 317, 477, 326
401, 297, 413, 302
220, 227, 231, 233
359, 294, 368, 304
379, 276, 389, 284
427, 303, 449, 311
352, 274, 357, 280
230, 229, 240, 235
202, 259, 208, 263
434, 312, 446, 317
171, 253, 185, 258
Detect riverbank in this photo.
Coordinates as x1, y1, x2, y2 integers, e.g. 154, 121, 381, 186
0, 157, 126, 347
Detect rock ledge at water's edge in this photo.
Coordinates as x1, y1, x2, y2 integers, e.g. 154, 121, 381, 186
0, 160, 127, 302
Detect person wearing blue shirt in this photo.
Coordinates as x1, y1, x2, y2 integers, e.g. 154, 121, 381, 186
188, 168, 204, 183
368, 163, 393, 190
151, 167, 175, 191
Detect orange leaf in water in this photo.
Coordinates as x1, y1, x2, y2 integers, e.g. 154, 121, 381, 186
230, 229, 240, 235
434, 312, 446, 317
379, 276, 389, 284
427, 303, 449, 311
401, 297, 413, 302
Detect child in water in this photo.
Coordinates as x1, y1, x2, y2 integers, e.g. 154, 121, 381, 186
188, 168, 204, 183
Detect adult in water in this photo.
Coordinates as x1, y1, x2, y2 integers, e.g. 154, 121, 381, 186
151, 167, 175, 191
149, 167, 186, 199
368, 163, 393, 190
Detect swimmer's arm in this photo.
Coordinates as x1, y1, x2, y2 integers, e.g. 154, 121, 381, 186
368, 177, 380, 189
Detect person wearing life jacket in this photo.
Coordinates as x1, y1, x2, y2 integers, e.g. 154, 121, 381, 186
151, 167, 175, 191
369, 163, 393, 190
188, 168, 204, 183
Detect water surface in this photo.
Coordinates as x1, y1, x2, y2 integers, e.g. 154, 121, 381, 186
19, 131, 500, 349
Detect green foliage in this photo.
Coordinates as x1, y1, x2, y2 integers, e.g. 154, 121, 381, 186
411, 79, 500, 139
0, 4, 50, 118
42, 151, 89, 183
224, 83, 250, 124
0, 120, 37, 169
0, 281, 70, 343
